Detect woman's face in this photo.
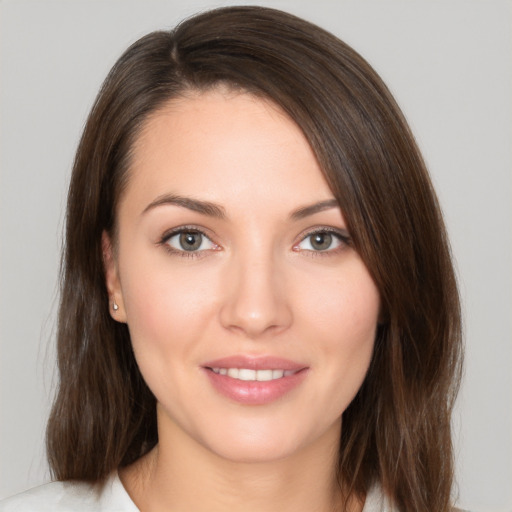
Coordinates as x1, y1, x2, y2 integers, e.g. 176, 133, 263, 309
105, 89, 380, 463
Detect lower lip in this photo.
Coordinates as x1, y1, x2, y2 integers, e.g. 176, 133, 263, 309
204, 368, 308, 405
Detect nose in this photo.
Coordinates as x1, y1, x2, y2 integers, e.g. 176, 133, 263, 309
219, 250, 293, 339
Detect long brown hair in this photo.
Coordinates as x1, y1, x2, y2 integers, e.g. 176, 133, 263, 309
47, 6, 462, 511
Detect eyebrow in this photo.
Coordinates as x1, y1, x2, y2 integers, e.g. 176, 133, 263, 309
142, 194, 339, 221
142, 194, 227, 219
289, 199, 339, 220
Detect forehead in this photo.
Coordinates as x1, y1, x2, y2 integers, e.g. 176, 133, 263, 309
122, 89, 335, 215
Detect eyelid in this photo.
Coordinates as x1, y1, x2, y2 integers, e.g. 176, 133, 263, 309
159, 222, 214, 239
293, 226, 351, 253
158, 225, 220, 256
157, 225, 350, 257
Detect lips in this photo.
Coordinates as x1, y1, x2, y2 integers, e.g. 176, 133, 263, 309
202, 356, 308, 405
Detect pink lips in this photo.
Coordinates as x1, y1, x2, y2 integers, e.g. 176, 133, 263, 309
202, 356, 308, 405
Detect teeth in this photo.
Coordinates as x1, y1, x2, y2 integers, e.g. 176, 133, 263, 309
211, 367, 296, 381
256, 369, 273, 381
227, 368, 239, 379
272, 369, 284, 379
238, 369, 256, 381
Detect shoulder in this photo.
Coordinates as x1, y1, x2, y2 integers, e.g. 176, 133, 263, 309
0, 480, 97, 512
0, 473, 139, 512
363, 484, 395, 512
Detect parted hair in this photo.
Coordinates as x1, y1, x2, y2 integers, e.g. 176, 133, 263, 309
47, 6, 462, 512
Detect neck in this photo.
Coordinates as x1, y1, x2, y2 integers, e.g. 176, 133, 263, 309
120, 416, 363, 512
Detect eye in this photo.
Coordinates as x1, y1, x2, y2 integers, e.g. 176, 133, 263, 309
164, 229, 216, 253
295, 229, 349, 253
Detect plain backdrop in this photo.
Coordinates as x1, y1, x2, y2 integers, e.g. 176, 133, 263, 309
0, 1, 511, 510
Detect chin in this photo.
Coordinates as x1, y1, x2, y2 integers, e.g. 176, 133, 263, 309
196, 415, 340, 465
209, 438, 302, 464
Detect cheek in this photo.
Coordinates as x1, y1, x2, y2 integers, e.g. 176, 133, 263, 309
328, 274, 379, 364
298, 258, 380, 346
297, 260, 380, 406
117, 255, 225, 417
118, 251, 220, 357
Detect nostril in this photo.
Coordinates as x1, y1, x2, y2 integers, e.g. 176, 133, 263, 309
218, 259, 293, 337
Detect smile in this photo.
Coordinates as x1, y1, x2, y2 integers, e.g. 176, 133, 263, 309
209, 368, 297, 381
203, 358, 308, 404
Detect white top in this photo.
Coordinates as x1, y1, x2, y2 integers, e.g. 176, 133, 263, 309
0, 473, 138, 512
0, 472, 393, 512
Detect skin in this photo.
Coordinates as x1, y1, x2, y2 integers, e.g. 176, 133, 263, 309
104, 88, 380, 512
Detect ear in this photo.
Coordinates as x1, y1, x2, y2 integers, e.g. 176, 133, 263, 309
102, 231, 127, 323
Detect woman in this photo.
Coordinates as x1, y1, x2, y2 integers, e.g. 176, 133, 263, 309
0, 6, 463, 512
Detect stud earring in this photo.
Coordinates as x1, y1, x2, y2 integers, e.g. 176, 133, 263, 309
112, 300, 119, 312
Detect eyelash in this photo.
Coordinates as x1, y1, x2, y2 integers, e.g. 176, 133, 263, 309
158, 226, 351, 258
159, 225, 219, 259
293, 227, 351, 257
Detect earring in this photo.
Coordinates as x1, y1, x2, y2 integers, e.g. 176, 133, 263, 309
112, 300, 119, 312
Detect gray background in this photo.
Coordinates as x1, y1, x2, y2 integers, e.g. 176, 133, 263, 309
1, 1, 511, 510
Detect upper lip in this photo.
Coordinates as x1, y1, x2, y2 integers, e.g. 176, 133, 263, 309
202, 355, 307, 371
